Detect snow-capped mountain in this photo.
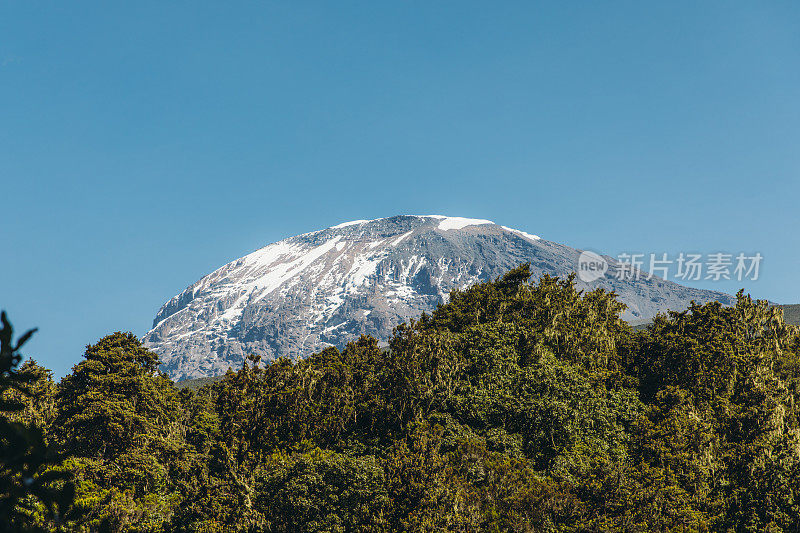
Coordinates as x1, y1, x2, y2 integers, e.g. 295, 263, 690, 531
144, 215, 734, 380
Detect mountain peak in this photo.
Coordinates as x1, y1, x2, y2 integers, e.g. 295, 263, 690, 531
144, 216, 731, 380
326, 214, 496, 231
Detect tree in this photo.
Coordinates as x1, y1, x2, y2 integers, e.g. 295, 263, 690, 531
0, 312, 74, 532
54, 332, 187, 531
630, 292, 800, 531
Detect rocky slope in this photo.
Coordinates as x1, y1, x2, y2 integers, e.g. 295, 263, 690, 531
144, 215, 734, 380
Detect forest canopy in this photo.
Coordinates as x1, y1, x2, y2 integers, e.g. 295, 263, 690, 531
2, 264, 800, 532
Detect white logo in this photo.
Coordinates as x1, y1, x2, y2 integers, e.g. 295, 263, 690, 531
577, 250, 608, 282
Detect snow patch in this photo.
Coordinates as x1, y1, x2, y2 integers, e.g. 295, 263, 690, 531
390, 230, 413, 246
220, 236, 343, 321
345, 254, 383, 290
501, 226, 541, 241
437, 217, 494, 231
331, 219, 371, 229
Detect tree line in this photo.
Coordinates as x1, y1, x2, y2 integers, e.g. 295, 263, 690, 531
2, 264, 800, 531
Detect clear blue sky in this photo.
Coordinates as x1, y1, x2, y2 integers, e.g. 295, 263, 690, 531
2, 2, 799, 377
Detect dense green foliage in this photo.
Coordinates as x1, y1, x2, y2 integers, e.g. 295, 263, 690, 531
4, 264, 800, 531
0, 313, 74, 532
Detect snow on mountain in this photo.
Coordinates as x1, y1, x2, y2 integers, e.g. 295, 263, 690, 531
144, 215, 734, 380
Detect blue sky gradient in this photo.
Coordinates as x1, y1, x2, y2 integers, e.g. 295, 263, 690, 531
2, 2, 799, 376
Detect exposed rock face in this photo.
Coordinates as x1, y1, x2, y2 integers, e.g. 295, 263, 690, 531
144, 215, 734, 380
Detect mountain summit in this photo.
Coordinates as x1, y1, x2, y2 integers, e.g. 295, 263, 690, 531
144, 215, 733, 380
